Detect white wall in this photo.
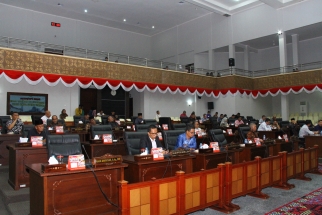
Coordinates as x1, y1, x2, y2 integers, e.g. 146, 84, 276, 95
0, 77, 79, 117
0, 4, 151, 59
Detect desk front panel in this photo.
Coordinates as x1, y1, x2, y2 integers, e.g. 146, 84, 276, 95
83, 142, 128, 158
1, 134, 21, 165
27, 164, 125, 215
7, 144, 48, 190
305, 135, 322, 157
193, 151, 236, 171
123, 155, 194, 183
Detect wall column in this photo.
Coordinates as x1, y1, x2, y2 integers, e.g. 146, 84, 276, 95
292, 34, 299, 67
244, 45, 249, 71
281, 94, 289, 120
278, 32, 287, 73
208, 49, 214, 71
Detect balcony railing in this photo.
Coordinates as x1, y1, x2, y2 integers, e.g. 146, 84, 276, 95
0, 35, 321, 78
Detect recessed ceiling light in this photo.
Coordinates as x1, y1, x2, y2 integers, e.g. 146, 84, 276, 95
84, 9, 88, 13
57, 3, 62, 6
178, 1, 184, 4
152, 26, 155, 29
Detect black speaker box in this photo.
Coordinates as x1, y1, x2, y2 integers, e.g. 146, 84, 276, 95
229, 58, 235, 67
207, 102, 214, 110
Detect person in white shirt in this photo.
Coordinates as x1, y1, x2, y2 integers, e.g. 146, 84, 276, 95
41, 110, 52, 125
96, 110, 105, 117
258, 118, 272, 131
155, 110, 161, 122
299, 121, 316, 138
258, 115, 266, 124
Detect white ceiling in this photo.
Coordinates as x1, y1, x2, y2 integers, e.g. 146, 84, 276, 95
0, 0, 308, 36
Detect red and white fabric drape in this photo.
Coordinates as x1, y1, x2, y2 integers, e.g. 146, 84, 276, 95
1, 69, 321, 98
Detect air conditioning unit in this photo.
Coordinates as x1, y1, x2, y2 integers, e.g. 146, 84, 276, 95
300, 101, 307, 116
44, 48, 64, 55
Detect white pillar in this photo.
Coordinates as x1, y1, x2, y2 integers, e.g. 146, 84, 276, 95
292, 34, 299, 67
208, 49, 214, 71
244, 45, 249, 71
229, 44, 235, 74
278, 32, 287, 73
281, 94, 289, 120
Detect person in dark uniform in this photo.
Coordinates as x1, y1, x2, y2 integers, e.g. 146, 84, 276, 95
140, 125, 162, 153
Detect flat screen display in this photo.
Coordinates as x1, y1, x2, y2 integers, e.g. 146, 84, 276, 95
7, 92, 48, 115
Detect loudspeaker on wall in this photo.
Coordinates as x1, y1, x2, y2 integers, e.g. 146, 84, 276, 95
207, 102, 214, 110
229, 58, 235, 67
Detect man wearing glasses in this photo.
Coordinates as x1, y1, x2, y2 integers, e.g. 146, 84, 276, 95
140, 125, 162, 153
175, 124, 197, 150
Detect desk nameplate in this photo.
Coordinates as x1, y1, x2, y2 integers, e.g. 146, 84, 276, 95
134, 154, 153, 162
41, 164, 66, 173
15, 142, 32, 147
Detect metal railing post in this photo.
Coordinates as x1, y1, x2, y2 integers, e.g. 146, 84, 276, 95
86, 49, 87, 58
7, 37, 10, 48
128, 56, 130, 64
145, 58, 148, 67
161, 62, 163, 68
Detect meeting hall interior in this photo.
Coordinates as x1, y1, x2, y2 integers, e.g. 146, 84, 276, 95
0, 0, 322, 214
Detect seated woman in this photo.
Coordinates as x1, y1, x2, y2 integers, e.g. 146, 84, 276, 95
220, 115, 228, 127
175, 124, 196, 150
59, 109, 68, 120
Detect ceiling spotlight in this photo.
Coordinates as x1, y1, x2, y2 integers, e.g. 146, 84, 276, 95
152, 26, 155, 29
123, 19, 126, 22
277, 30, 282, 35
178, 1, 184, 4
84, 9, 88, 13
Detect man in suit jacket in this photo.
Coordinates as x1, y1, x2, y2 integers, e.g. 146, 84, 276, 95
140, 125, 162, 153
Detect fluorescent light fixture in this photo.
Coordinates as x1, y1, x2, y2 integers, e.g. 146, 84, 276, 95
187, 100, 192, 106
277, 30, 282, 35
152, 26, 155, 29
123, 19, 126, 22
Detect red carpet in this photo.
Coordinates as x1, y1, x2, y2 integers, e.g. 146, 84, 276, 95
265, 187, 322, 215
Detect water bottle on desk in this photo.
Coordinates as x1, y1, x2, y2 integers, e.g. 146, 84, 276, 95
0, 126, 2, 135
263, 135, 266, 140
244, 139, 248, 144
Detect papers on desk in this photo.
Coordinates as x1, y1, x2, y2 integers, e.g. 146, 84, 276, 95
19, 137, 28, 143
48, 156, 59, 165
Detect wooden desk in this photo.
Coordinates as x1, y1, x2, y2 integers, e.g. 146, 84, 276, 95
305, 135, 322, 157
193, 150, 239, 171
0, 134, 21, 165
6, 144, 48, 190
258, 130, 283, 139
123, 155, 194, 183
82, 141, 128, 158
236, 145, 269, 162
26, 163, 127, 215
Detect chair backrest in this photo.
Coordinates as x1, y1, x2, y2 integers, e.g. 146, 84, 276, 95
124, 131, 147, 155
162, 130, 184, 150
31, 115, 42, 125
21, 124, 35, 138
135, 124, 150, 132
145, 119, 157, 126
228, 118, 235, 124
246, 116, 253, 120
208, 129, 227, 148
91, 125, 112, 137
297, 120, 306, 127
101, 115, 109, 125
0, 116, 11, 134
73, 115, 83, 126
238, 126, 250, 142
159, 117, 173, 130
180, 117, 190, 124
47, 134, 82, 162
131, 116, 137, 123
280, 120, 290, 128
47, 119, 65, 126
173, 123, 186, 130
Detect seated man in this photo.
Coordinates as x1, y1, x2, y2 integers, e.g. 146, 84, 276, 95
41, 110, 52, 125
140, 125, 163, 153
111, 111, 119, 120
247, 123, 263, 143
234, 116, 244, 127
189, 112, 196, 123
289, 118, 300, 136
201, 114, 208, 123
6, 112, 24, 134
299, 120, 318, 147
194, 120, 202, 133
86, 116, 97, 130
206, 111, 211, 118
107, 116, 119, 129
258, 118, 272, 131
96, 110, 105, 117
155, 110, 161, 122
220, 115, 228, 127
314, 120, 322, 133
134, 113, 144, 125
258, 115, 266, 124
47, 115, 66, 131
217, 114, 223, 123
271, 119, 280, 130
27, 119, 47, 143
175, 124, 196, 150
